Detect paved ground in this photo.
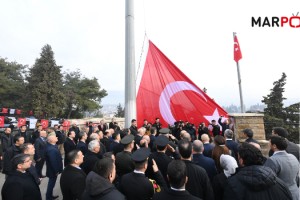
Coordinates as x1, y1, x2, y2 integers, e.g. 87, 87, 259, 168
0, 165, 63, 200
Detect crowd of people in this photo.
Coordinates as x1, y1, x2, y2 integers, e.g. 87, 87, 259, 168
0, 117, 299, 200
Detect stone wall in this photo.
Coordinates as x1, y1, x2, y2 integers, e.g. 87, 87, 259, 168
229, 113, 269, 156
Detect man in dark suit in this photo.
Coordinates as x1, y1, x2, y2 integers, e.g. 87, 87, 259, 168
64, 130, 77, 166
153, 160, 201, 200
192, 140, 217, 181
224, 129, 239, 161
69, 123, 80, 143
120, 148, 166, 200
34, 130, 47, 178
2, 154, 42, 200
201, 134, 214, 158
178, 139, 214, 200
129, 119, 138, 136
76, 132, 88, 155
60, 149, 86, 200
80, 140, 101, 175
0, 128, 13, 153
45, 134, 63, 200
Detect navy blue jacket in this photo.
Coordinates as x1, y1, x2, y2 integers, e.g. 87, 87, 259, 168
225, 139, 239, 160
34, 137, 47, 161
193, 153, 217, 181
45, 143, 63, 178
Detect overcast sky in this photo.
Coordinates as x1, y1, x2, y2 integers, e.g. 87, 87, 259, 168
0, 0, 299, 108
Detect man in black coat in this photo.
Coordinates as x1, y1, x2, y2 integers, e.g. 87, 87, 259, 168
218, 117, 230, 136
120, 148, 167, 200
224, 129, 239, 160
3, 135, 24, 176
129, 119, 138, 136
146, 135, 176, 185
153, 160, 201, 200
15, 125, 31, 143
45, 134, 63, 200
80, 140, 101, 175
115, 134, 135, 178
34, 130, 47, 178
64, 130, 77, 166
2, 154, 42, 200
69, 123, 80, 143
178, 139, 214, 200
60, 149, 86, 200
76, 132, 88, 155
0, 128, 13, 153
31, 124, 43, 144
82, 157, 125, 200
223, 142, 293, 200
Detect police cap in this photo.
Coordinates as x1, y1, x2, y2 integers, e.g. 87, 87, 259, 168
131, 148, 151, 163
120, 134, 134, 145
155, 135, 169, 147
159, 128, 170, 134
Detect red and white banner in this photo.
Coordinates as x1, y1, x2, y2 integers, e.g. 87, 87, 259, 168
136, 40, 228, 128
62, 120, 70, 131
18, 118, 26, 127
41, 119, 49, 129
1, 108, 8, 114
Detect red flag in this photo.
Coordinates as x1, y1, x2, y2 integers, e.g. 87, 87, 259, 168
18, 118, 26, 127
41, 119, 49, 129
234, 35, 242, 62
16, 109, 22, 115
0, 116, 4, 127
62, 120, 70, 131
2, 108, 8, 113
28, 110, 33, 116
136, 40, 228, 128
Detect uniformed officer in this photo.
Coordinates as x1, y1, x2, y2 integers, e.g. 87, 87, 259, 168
115, 134, 135, 177
120, 148, 166, 200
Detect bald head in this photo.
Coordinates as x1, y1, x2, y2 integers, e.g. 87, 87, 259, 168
201, 134, 209, 143
249, 142, 261, 150
193, 140, 204, 153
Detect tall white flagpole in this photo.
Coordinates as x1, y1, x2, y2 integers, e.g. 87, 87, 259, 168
125, 0, 136, 127
233, 32, 245, 113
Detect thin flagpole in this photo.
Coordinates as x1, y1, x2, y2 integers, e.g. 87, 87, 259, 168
233, 32, 245, 113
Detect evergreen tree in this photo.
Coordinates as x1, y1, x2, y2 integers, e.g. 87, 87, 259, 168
63, 70, 107, 118
26, 44, 65, 118
284, 102, 299, 143
262, 72, 287, 118
0, 58, 27, 109
262, 72, 287, 139
114, 103, 125, 117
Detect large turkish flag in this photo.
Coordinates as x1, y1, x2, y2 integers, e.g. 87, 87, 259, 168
136, 40, 228, 128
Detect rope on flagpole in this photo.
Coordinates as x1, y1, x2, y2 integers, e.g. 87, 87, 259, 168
136, 32, 148, 81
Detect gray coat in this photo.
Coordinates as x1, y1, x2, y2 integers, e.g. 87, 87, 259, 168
265, 151, 299, 200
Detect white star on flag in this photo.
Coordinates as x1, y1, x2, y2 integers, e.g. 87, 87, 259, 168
204, 108, 227, 131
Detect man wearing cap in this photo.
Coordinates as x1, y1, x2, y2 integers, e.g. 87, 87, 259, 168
115, 134, 135, 178
155, 128, 178, 157
120, 148, 166, 200
146, 135, 178, 185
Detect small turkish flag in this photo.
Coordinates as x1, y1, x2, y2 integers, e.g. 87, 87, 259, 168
16, 109, 22, 115
136, 40, 228, 128
0, 116, 4, 127
18, 118, 26, 127
62, 120, 70, 131
234, 34, 242, 62
41, 119, 49, 129
2, 108, 8, 113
